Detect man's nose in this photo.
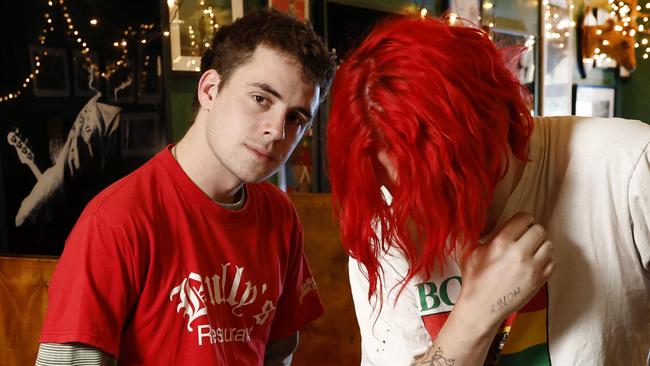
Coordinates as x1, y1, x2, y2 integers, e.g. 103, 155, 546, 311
263, 112, 286, 141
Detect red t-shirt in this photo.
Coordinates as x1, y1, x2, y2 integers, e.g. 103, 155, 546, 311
40, 147, 324, 365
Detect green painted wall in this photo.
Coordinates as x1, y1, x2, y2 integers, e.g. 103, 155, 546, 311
168, 76, 197, 142
619, 48, 650, 124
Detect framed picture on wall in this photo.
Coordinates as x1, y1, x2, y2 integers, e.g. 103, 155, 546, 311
73, 51, 102, 97
573, 84, 615, 118
448, 0, 480, 24
28, 46, 70, 97
167, 0, 244, 72
492, 30, 537, 112
106, 59, 136, 104
121, 112, 164, 157
269, 0, 309, 21
137, 41, 163, 105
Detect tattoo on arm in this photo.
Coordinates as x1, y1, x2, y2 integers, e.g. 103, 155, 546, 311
412, 346, 455, 366
490, 287, 521, 314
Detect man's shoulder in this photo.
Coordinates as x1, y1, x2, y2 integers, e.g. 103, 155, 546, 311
83, 152, 167, 220
248, 182, 297, 214
536, 116, 650, 143
534, 116, 650, 160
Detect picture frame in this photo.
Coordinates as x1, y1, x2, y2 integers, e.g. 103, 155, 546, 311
573, 84, 615, 118
106, 59, 136, 104
448, 0, 480, 24
72, 51, 102, 97
120, 112, 164, 157
492, 30, 537, 112
269, 0, 309, 21
137, 40, 163, 105
28, 45, 70, 98
168, 0, 244, 72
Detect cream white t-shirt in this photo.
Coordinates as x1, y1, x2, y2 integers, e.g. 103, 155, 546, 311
349, 116, 650, 366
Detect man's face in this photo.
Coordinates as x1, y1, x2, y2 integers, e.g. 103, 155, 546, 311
204, 45, 320, 184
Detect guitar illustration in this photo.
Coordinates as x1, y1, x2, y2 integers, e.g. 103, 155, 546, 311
7, 129, 42, 180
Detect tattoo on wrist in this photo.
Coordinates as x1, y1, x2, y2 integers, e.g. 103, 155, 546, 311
491, 287, 521, 314
413, 346, 455, 366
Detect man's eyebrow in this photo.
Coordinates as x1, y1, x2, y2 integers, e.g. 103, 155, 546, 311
248, 82, 313, 120
248, 82, 282, 99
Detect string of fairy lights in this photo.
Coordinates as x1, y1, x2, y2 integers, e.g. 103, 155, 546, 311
1, 0, 164, 104
543, 0, 576, 50
607, 0, 650, 60
11, 0, 648, 104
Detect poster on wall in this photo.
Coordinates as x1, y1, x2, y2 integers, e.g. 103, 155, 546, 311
1, 96, 122, 255
269, 0, 308, 21
1, 0, 166, 255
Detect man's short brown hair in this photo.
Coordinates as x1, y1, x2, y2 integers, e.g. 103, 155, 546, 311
200, 7, 334, 102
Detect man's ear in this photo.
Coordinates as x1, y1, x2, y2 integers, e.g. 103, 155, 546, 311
197, 69, 221, 110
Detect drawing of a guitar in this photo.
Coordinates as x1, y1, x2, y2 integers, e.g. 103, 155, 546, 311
7, 129, 42, 180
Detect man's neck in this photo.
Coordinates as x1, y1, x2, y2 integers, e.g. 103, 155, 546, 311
173, 115, 243, 204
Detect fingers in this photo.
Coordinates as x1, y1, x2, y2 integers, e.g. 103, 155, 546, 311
517, 224, 547, 255
533, 240, 553, 261
492, 212, 535, 245
542, 257, 556, 279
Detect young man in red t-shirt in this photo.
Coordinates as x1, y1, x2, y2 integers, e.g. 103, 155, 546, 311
37, 8, 335, 365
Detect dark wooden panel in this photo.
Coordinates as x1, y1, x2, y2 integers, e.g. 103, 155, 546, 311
0, 256, 57, 366
289, 193, 361, 365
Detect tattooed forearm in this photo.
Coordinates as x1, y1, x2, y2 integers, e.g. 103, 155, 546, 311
412, 346, 455, 366
490, 287, 521, 314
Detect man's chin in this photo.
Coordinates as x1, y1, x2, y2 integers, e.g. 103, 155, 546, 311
241, 168, 279, 184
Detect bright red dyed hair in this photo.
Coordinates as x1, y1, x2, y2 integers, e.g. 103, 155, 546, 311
327, 16, 534, 301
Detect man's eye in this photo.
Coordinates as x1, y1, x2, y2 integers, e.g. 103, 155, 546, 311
288, 112, 307, 126
252, 95, 266, 104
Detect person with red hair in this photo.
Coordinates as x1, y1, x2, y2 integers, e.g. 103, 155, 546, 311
327, 16, 650, 365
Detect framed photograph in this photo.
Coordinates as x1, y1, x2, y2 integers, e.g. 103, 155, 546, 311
29, 46, 70, 97
168, 0, 244, 72
573, 85, 615, 118
448, 0, 480, 24
72, 51, 102, 97
492, 30, 537, 112
120, 112, 164, 157
106, 59, 136, 104
269, 0, 309, 21
137, 40, 163, 104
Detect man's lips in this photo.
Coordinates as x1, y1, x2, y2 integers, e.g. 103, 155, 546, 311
246, 144, 277, 160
